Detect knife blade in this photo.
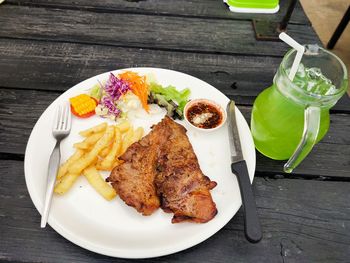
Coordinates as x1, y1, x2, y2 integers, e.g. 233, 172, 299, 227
227, 101, 244, 164
227, 100, 262, 243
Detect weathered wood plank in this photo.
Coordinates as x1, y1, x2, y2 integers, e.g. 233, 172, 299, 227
1, 160, 349, 262
255, 144, 350, 178
240, 110, 350, 178
1, 88, 349, 178
0, 38, 348, 111
5, 0, 310, 25
0, 38, 280, 98
0, 5, 320, 57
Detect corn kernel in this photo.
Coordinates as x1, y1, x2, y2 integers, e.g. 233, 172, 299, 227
69, 94, 97, 116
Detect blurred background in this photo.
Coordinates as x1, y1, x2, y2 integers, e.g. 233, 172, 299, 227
300, 0, 350, 94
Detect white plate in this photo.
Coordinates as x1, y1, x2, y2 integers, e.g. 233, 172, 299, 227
24, 68, 256, 259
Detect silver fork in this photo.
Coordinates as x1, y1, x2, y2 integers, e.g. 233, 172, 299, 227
41, 104, 72, 228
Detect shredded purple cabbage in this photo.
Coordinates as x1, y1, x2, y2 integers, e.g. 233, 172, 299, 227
104, 73, 130, 100
100, 73, 130, 117
102, 97, 121, 116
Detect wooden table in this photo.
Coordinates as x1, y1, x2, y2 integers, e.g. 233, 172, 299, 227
1, 1, 349, 262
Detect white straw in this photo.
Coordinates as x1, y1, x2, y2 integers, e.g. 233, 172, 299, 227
279, 32, 305, 81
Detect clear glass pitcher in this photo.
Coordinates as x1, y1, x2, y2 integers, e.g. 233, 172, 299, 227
251, 45, 348, 173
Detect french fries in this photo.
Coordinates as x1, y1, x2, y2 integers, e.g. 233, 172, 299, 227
120, 126, 144, 154
98, 127, 122, 171
121, 127, 134, 154
54, 121, 144, 200
99, 144, 113, 158
73, 132, 104, 150
79, 122, 107, 137
54, 173, 80, 194
133, 127, 144, 143
57, 149, 84, 180
116, 120, 131, 133
68, 126, 115, 174
83, 166, 117, 200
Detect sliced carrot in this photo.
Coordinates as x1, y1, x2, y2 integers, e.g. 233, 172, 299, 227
119, 71, 150, 112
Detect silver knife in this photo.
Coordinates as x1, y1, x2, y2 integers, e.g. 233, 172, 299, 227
227, 100, 262, 243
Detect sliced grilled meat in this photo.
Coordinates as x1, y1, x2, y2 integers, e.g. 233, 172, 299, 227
108, 116, 217, 223
155, 117, 217, 223
108, 119, 171, 215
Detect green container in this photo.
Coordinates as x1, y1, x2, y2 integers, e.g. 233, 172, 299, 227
251, 46, 348, 172
225, 0, 279, 13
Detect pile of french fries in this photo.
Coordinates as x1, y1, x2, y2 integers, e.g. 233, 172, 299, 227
54, 121, 144, 200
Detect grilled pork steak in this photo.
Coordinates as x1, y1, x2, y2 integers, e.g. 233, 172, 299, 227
108, 116, 217, 223
108, 118, 171, 215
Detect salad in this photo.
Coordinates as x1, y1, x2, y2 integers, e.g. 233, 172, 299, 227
70, 71, 191, 121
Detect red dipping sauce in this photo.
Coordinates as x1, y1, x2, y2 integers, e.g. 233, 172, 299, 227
185, 99, 225, 130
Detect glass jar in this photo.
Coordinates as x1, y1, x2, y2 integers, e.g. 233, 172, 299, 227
251, 45, 348, 172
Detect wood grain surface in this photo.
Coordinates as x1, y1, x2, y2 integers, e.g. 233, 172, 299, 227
1, 39, 349, 111
1, 1, 349, 262
1, 88, 349, 178
0, 5, 319, 57
1, 160, 349, 263
5, 0, 310, 25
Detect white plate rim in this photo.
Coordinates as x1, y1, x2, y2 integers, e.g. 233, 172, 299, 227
24, 67, 256, 259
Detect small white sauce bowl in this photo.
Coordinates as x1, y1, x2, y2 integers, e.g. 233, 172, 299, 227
183, 99, 227, 132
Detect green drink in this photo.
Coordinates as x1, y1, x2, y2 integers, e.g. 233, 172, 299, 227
251, 80, 330, 160
251, 46, 348, 171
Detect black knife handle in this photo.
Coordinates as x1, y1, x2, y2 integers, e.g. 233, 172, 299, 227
231, 160, 262, 243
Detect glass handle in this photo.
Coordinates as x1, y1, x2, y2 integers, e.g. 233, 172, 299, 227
284, 106, 321, 173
